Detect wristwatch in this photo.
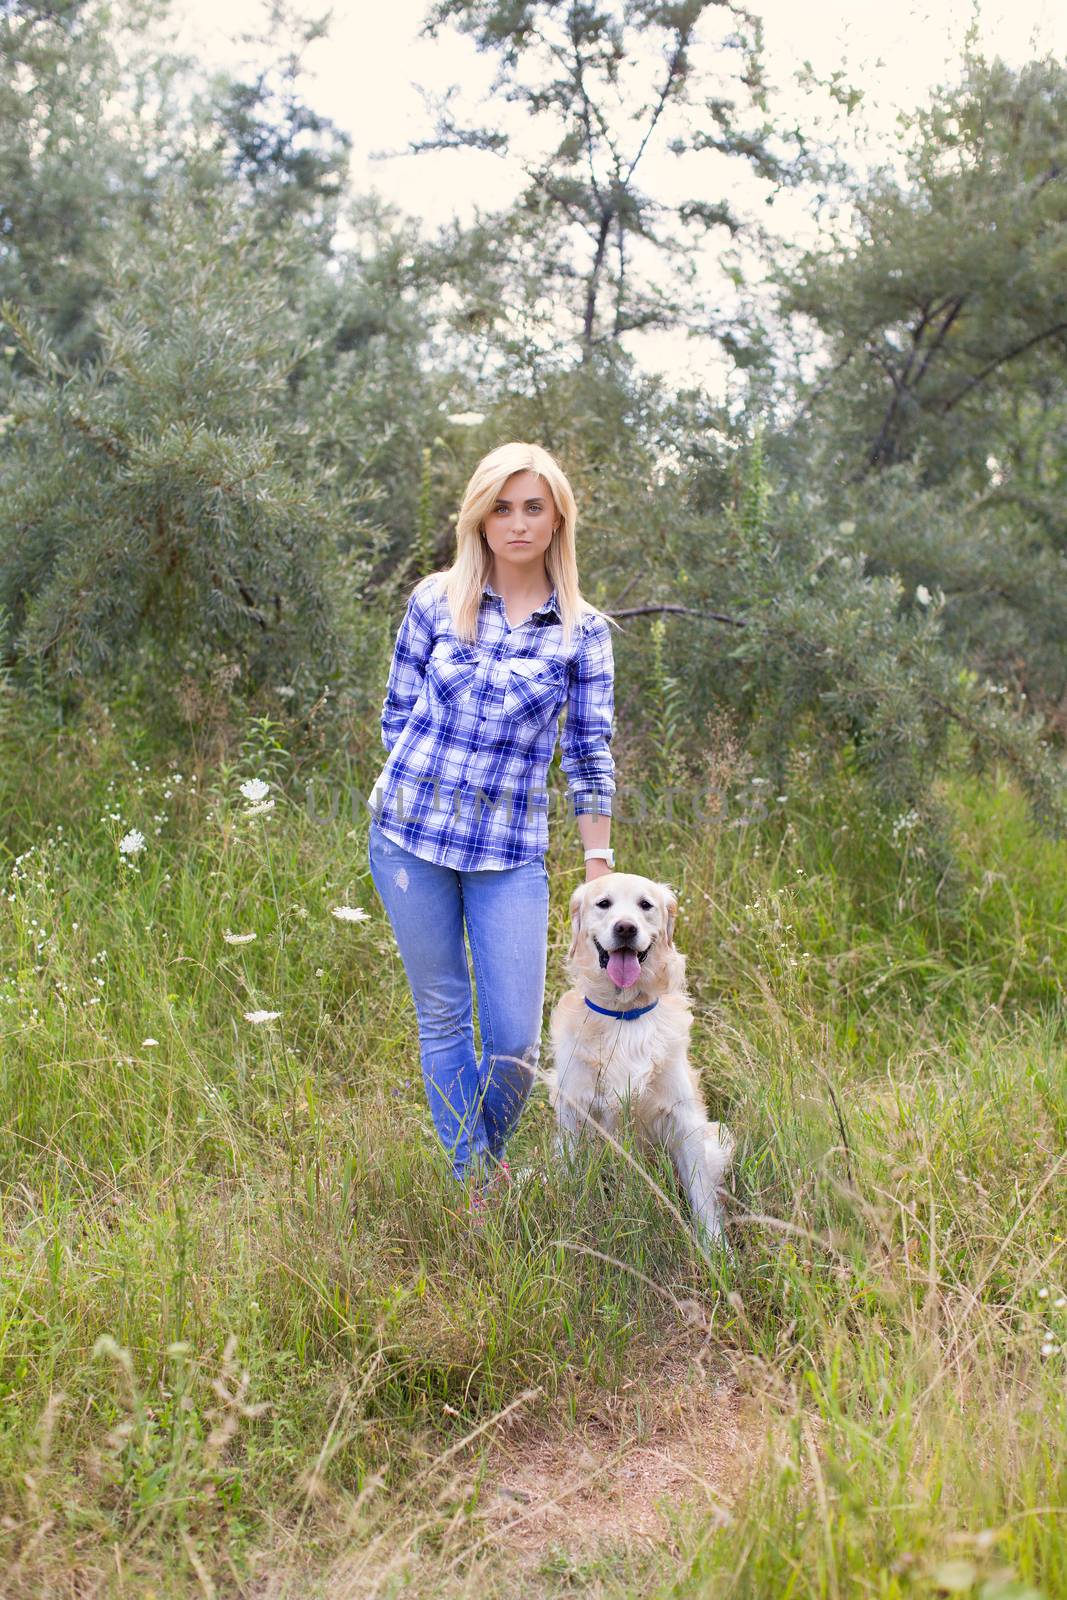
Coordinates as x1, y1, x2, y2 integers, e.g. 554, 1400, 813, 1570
584, 847, 615, 867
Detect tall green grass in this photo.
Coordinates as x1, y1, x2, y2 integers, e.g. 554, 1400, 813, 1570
0, 701, 1063, 1596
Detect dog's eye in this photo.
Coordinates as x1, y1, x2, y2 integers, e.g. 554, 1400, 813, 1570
638, 899, 653, 910
595, 898, 612, 909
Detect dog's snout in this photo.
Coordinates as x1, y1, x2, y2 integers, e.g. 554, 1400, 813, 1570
612, 920, 638, 943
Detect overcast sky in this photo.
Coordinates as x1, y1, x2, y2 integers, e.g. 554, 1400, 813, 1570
168, 0, 1067, 396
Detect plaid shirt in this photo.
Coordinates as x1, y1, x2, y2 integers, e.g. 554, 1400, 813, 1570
369, 574, 616, 870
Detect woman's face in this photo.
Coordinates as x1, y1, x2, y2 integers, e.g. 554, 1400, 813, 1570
482, 471, 557, 578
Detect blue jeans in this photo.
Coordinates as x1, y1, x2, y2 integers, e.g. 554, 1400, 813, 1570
367, 819, 550, 1181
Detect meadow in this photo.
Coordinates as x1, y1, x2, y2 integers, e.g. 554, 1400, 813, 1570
0, 697, 1063, 1598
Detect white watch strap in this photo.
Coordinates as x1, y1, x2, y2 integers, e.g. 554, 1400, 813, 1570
584, 848, 614, 863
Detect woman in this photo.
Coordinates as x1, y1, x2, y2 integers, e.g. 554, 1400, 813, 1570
367, 441, 619, 1212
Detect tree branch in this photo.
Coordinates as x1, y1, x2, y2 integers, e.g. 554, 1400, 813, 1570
938, 320, 1067, 416
607, 602, 747, 627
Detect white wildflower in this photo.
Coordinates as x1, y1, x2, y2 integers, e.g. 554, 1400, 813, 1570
244, 1009, 281, 1024
446, 411, 485, 426
331, 906, 370, 924
118, 829, 146, 857
244, 799, 275, 817
142, 1037, 159, 1047
915, 584, 932, 607
239, 778, 270, 804
892, 809, 920, 839
223, 929, 257, 945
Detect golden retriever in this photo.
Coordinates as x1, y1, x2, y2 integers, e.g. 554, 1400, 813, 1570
547, 873, 734, 1247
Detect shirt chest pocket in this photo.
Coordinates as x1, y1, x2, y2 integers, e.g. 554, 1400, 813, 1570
503, 656, 567, 725
426, 641, 480, 708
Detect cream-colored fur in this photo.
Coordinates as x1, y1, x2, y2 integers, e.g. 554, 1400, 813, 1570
547, 872, 734, 1246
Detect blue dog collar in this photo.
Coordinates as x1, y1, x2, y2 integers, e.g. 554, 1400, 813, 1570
584, 996, 659, 1021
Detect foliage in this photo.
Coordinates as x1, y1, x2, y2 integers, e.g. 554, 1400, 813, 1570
0, 0, 185, 359
0, 0, 360, 362
708, 431, 1067, 847
0, 184, 356, 705
417, 0, 796, 362
766, 50, 1067, 716
795, 447, 1067, 717
195, 0, 353, 245
779, 52, 1067, 478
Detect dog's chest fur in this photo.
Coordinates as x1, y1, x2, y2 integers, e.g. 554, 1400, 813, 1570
549, 991, 692, 1101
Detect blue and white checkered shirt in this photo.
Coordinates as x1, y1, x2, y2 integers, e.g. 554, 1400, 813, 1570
369, 574, 616, 870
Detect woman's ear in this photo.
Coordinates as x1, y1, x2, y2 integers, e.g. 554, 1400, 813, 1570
662, 887, 678, 949
567, 883, 587, 959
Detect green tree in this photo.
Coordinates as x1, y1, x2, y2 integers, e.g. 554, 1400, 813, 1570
766, 50, 1067, 712
196, 0, 352, 246
286, 191, 470, 571
0, 0, 186, 358
645, 426, 1067, 860
779, 52, 1067, 478
0, 185, 357, 704
415, 0, 793, 364
0, 0, 358, 362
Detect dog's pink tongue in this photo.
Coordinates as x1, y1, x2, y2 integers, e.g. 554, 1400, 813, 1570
606, 950, 641, 989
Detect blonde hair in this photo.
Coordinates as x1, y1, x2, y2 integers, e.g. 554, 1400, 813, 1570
417, 441, 616, 655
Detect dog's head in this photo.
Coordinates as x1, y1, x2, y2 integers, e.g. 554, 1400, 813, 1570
566, 872, 685, 998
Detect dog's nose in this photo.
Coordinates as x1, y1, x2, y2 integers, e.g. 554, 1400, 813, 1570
612, 920, 637, 943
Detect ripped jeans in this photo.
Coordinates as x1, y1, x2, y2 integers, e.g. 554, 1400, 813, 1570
367, 818, 549, 1181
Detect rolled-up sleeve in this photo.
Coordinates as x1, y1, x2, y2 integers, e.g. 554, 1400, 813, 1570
559, 613, 616, 817
381, 579, 436, 754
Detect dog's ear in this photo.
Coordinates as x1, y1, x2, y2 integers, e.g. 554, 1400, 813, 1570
663, 886, 678, 948
567, 882, 587, 960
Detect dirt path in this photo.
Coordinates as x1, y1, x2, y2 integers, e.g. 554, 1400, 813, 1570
477, 1352, 763, 1569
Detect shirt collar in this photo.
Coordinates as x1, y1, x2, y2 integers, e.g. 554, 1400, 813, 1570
482, 581, 561, 621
